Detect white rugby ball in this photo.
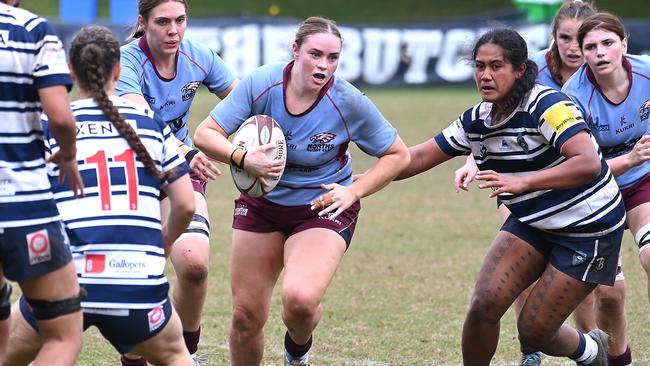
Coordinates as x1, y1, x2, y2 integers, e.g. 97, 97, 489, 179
230, 115, 286, 197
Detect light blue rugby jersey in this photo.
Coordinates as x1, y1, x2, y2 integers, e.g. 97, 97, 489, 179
531, 49, 563, 90
0, 4, 72, 228
210, 61, 398, 206
43, 96, 190, 309
116, 36, 236, 145
436, 85, 625, 237
562, 54, 650, 189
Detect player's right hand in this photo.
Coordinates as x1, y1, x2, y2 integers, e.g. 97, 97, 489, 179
48, 151, 84, 198
454, 160, 478, 193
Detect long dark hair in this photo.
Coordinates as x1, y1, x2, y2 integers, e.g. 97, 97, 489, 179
472, 28, 538, 114
129, 0, 188, 39
69, 26, 171, 180
547, 0, 597, 85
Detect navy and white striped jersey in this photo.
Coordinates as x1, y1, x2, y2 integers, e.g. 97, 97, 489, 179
43, 96, 190, 309
0, 3, 71, 228
435, 84, 625, 237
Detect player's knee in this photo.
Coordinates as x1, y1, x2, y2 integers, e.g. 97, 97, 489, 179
25, 288, 86, 321
177, 262, 208, 286
465, 292, 503, 325
282, 288, 320, 320
231, 304, 266, 334
595, 285, 625, 312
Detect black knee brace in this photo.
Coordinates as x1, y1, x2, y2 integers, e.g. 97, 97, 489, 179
25, 287, 87, 320
0, 282, 12, 320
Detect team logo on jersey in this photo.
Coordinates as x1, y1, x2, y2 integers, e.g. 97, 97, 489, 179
586, 116, 609, 132
84, 254, 106, 274
499, 139, 511, 151
26, 229, 51, 265
148, 305, 166, 332
143, 94, 155, 105
0, 30, 9, 47
307, 132, 336, 153
640, 100, 650, 121
181, 81, 202, 101
479, 144, 488, 160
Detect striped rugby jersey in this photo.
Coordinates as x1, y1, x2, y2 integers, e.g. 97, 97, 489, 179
0, 4, 72, 228
435, 84, 625, 237
43, 96, 190, 309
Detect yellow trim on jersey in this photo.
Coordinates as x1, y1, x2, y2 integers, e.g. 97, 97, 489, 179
543, 103, 578, 135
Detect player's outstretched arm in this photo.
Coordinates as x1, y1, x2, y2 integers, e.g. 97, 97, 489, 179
395, 138, 453, 181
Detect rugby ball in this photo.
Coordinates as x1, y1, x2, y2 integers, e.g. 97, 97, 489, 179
230, 115, 286, 197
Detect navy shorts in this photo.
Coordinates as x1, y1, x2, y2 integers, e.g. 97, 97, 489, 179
232, 194, 360, 249
20, 296, 173, 354
160, 172, 206, 200
0, 221, 72, 282
501, 215, 624, 285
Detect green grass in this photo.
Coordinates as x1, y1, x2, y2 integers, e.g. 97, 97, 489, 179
53, 86, 648, 365
20, 0, 650, 22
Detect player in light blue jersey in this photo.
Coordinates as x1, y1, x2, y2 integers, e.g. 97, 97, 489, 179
115, 1, 238, 364
194, 16, 410, 366
3, 26, 196, 366
398, 28, 623, 366
0, 1, 84, 365
562, 13, 650, 366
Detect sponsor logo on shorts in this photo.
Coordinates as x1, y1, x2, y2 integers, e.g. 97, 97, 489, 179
594, 257, 605, 271
319, 213, 342, 225
84, 254, 106, 274
572, 250, 587, 266
148, 305, 165, 332
26, 229, 51, 265
234, 206, 249, 216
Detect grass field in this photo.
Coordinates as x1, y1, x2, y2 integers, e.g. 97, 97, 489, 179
52, 86, 650, 365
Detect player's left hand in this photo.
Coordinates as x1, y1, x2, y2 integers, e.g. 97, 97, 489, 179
476, 170, 527, 197
190, 151, 222, 181
310, 183, 359, 219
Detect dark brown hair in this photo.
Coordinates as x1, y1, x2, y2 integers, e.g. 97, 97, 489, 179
129, 0, 188, 39
294, 16, 343, 48
547, 0, 597, 85
69, 26, 171, 180
472, 28, 538, 114
578, 12, 627, 49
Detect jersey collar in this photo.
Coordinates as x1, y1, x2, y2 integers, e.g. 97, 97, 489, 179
586, 55, 633, 106
282, 60, 334, 117
138, 35, 179, 82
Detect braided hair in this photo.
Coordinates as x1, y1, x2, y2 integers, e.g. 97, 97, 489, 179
547, 0, 597, 86
69, 26, 171, 180
472, 28, 538, 117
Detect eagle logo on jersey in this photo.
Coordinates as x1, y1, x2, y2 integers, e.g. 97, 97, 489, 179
181, 81, 202, 101
307, 132, 336, 153
310, 132, 336, 144
640, 100, 650, 121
